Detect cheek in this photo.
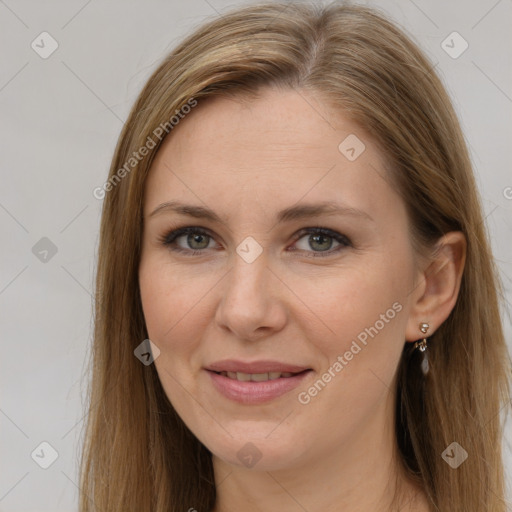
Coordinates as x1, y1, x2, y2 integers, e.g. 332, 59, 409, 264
138, 256, 221, 413
139, 258, 209, 415
139, 261, 173, 342
292, 267, 410, 440
139, 257, 209, 345
295, 255, 412, 420
308, 258, 409, 348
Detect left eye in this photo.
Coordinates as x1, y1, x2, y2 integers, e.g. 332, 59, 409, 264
291, 228, 351, 256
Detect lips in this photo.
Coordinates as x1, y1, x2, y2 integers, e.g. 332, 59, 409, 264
204, 360, 313, 404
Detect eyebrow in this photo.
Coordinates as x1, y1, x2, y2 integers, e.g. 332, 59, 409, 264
148, 200, 373, 223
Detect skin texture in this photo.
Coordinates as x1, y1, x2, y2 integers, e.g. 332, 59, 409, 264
139, 87, 466, 511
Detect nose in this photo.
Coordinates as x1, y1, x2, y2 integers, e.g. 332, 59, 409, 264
214, 251, 287, 342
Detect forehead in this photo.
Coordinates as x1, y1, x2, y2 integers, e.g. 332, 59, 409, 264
143, 88, 402, 224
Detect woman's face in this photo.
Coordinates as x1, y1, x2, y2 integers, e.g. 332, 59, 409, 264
139, 88, 421, 471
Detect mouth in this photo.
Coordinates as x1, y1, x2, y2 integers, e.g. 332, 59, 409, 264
204, 360, 313, 404
212, 370, 307, 381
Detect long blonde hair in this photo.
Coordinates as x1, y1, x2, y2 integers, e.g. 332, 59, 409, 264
80, 2, 511, 511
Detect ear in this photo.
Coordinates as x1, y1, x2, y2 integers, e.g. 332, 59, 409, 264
405, 231, 466, 342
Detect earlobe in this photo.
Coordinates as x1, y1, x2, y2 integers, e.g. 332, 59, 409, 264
405, 231, 466, 342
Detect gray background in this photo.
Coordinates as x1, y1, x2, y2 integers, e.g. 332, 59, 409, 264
0, 0, 511, 510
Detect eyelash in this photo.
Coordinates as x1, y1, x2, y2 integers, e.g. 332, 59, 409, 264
158, 226, 352, 258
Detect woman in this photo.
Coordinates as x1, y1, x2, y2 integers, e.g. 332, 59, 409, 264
80, 2, 511, 511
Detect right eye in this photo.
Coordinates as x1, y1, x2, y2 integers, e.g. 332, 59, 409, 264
159, 226, 219, 255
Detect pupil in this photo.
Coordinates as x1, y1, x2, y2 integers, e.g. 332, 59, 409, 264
188, 233, 209, 249
310, 234, 332, 251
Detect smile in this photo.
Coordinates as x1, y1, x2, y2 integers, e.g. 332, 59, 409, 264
205, 361, 313, 404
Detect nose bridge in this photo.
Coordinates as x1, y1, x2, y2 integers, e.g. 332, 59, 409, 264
226, 248, 270, 304
215, 247, 286, 339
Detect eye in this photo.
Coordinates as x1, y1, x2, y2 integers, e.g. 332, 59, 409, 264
290, 227, 351, 257
159, 226, 218, 255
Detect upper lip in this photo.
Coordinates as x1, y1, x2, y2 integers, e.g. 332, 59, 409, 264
205, 360, 311, 374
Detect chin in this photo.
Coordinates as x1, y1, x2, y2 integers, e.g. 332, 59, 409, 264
199, 426, 309, 471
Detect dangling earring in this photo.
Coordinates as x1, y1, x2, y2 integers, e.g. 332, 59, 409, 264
414, 322, 430, 375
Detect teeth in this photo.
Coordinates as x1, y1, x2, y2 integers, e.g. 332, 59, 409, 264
219, 371, 298, 381
250, 373, 269, 382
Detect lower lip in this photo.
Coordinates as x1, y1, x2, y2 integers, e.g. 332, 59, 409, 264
206, 370, 312, 404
